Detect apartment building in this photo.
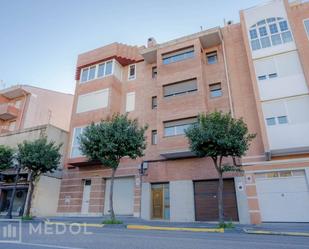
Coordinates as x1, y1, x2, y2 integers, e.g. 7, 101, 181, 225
58, 0, 309, 224
0, 85, 73, 216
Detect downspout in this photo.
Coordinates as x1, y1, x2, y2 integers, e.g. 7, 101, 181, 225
220, 29, 234, 117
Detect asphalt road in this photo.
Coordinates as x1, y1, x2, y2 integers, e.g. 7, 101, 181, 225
0, 223, 308, 249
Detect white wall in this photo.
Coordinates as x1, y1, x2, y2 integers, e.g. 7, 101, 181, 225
76, 89, 109, 113
31, 175, 61, 217
234, 177, 250, 224
255, 51, 308, 100
113, 59, 123, 81
141, 182, 151, 220
262, 95, 309, 150
170, 180, 195, 222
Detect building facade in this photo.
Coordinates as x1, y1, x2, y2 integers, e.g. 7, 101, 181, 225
0, 85, 73, 216
58, 0, 309, 224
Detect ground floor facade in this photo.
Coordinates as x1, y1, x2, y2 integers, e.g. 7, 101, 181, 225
57, 157, 309, 224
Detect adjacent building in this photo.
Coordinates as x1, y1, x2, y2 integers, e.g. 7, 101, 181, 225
57, 0, 309, 224
0, 85, 73, 216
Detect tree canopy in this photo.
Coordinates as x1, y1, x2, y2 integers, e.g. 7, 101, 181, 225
0, 145, 14, 171
80, 113, 148, 168
17, 137, 61, 177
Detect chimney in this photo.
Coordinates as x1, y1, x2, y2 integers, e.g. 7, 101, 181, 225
147, 37, 157, 48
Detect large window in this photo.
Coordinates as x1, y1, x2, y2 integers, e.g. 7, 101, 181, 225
71, 127, 86, 158
163, 78, 197, 97
164, 117, 197, 137
162, 46, 194, 65
304, 19, 309, 39
249, 17, 293, 51
80, 60, 114, 83
76, 89, 109, 113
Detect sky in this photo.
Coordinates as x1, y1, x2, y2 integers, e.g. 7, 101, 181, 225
0, 0, 262, 94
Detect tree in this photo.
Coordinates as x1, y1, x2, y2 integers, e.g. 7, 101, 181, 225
0, 145, 14, 171
185, 111, 256, 224
79, 114, 147, 221
17, 137, 62, 217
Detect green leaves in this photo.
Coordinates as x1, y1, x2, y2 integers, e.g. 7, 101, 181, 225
185, 111, 256, 172
79, 113, 148, 169
0, 145, 14, 170
17, 137, 61, 177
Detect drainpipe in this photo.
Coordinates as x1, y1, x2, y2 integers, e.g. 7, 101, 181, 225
220, 29, 235, 117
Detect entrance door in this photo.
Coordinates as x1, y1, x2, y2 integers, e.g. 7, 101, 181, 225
152, 188, 163, 219
194, 179, 238, 221
81, 180, 91, 214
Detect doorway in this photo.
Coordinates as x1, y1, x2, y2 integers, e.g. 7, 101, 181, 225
151, 183, 170, 220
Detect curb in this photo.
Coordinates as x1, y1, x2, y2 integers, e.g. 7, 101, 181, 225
45, 221, 104, 228
243, 228, 309, 237
127, 225, 224, 233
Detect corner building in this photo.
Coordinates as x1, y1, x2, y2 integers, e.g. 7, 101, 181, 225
58, 0, 309, 224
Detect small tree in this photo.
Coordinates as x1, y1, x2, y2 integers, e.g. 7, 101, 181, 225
80, 114, 147, 221
0, 145, 14, 171
17, 138, 61, 217
185, 111, 255, 224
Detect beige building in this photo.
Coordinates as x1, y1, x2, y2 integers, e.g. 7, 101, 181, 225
0, 85, 73, 217
58, 0, 309, 224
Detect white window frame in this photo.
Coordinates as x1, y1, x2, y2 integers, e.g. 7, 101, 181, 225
125, 92, 135, 112
70, 126, 87, 158
304, 19, 309, 40
80, 60, 114, 84
128, 64, 136, 81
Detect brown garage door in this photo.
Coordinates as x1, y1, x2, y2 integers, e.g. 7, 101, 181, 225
194, 179, 238, 221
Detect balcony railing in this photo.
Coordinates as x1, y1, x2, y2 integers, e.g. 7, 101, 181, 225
0, 103, 19, 120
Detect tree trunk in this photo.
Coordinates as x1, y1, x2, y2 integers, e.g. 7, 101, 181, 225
218, 171, 224, 224
109, 168, 116, 221
23, 172, 34, 217
6, 167, 21, 219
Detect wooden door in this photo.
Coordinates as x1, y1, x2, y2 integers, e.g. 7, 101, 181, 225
152, 188, 163, 219
194, 179, 238, 221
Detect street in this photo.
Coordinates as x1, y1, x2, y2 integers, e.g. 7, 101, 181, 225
0, 223, 308, 249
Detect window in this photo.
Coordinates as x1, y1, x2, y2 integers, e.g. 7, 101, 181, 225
304, 19, 309, 39
206, 51, 218, 64
268, 73, 278, 79
277, 116, 288, 124
164, 117, 197, 137
80, 60, 114, 83
152, 96, 157, 109
162, 46, 194, 65
209, 83, 222, 98
71, 127, 85, 158
152, 66, 157, 79
128, 64, 136, 80
151, 130, 157, 145
163, 78, 197, 97
266, 117, 276, 126
249, 17, 293, 51
126, 92, 135, 112
8, 121, 16, 131
258, 75, 267, 81
76, 89, 109, 113
15, 100, 22, 108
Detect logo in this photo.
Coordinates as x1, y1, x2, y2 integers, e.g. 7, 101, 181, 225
0, 219, 22, 243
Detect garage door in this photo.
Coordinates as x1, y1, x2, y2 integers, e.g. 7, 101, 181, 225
104, 177, 135, 215
194, 179, 238, 221
255, 170, 309, 222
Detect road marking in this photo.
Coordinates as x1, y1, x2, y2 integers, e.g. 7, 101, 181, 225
3, 242, 85, 249
127, 225, 224, 233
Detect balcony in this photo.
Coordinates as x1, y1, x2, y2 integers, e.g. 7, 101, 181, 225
0, 103, 19, 120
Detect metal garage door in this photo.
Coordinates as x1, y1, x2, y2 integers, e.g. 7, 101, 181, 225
255, 170, 309, 222
194, 179, 238, 221
104, 177, 135, 215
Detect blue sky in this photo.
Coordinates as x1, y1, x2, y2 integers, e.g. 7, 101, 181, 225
0, 0, 262, 94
